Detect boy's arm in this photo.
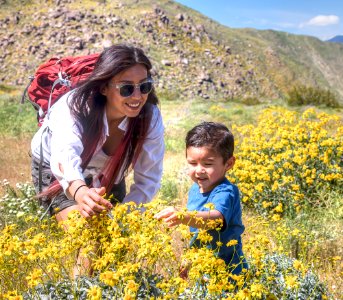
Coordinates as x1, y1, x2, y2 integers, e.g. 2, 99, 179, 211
154, 206, 224, 230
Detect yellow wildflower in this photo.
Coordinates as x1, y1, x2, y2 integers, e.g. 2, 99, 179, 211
227, 239, 238, 247
26, 268, 43, 288
125, 280, 139, 294
204, 202, 215, 210
87, 286, 102, 300
271, 214, 281, 222
216, 241, 223, 247
197, 230, 213, 243
236, 288, 251, 300
99, 271, 119, 287
293, 260, 304, 271
250, 283, 264, 298
285, 275, 299, 289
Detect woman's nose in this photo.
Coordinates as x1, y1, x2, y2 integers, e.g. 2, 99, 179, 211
131, 86, 143, 98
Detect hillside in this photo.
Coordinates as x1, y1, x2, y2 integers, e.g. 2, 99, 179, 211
0, 0, 343, 102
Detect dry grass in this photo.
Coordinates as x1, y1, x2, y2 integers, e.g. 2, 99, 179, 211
0, 135, 32, 191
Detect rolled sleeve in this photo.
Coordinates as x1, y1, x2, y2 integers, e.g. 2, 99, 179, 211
123, 106, 165, 205
50, 134, 84, 192
47, 93, 86, 194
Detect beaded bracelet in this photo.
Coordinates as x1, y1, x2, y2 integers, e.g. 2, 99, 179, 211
73, 184, 87, 201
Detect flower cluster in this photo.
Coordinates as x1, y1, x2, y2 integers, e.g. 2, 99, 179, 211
0, 198, 330, 299
228, 107, 343, 218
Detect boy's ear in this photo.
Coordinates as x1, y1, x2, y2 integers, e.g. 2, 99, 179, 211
225, 156, 235, 170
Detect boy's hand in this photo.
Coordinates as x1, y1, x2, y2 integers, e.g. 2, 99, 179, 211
154, 206, 183, 227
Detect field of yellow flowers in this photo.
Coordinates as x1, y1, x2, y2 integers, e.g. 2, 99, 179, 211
229, 107, 342, 219
0, 105, 342, 299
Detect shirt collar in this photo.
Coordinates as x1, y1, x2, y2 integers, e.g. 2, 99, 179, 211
103, 112, 129, 136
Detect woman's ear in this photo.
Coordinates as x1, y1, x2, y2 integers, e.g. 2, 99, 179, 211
225, 156, 236, 171
100, 84, 108, 96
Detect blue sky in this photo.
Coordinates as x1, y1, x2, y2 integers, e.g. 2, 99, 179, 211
175, 0, 342, 40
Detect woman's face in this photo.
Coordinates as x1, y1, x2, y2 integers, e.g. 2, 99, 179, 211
102, 64, 150, 120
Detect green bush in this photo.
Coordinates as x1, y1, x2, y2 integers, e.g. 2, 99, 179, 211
0, 181, 44, 229
286, 85, 340, 108
260, 253, 329, 300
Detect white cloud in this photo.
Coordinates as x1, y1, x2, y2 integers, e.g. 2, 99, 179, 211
300, 15, 340, 28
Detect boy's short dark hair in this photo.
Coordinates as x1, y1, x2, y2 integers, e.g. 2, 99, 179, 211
185, 122, 234, 162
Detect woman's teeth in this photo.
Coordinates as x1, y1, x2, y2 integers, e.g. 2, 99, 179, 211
127, 103, 140, 108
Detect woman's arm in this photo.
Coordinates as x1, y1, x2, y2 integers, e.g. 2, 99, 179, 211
45, 92, 86, 194
42, 93, 112, 217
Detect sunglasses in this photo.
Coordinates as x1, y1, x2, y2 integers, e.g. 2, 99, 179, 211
110, 79, 154, 97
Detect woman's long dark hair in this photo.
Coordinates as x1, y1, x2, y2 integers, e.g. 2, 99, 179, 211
44, 44, 159, 199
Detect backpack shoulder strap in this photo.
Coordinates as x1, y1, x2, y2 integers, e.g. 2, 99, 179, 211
45, 71, 72, 118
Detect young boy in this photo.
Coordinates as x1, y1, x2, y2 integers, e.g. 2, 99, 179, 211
155, 122, 247, 275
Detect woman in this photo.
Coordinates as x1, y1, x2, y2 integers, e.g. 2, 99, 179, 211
31, 44, 164, 223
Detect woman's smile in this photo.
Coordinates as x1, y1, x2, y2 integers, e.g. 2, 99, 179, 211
126, 101, 141, 109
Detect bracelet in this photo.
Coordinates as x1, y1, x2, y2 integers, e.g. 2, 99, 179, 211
73, 184, 87, 201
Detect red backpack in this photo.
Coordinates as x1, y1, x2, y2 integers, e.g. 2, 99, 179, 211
23, 53, 100, 126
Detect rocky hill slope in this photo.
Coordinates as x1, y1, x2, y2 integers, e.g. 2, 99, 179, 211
1, 0, 343, 102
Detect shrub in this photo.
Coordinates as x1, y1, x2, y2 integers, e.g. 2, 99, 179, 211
0, 190, 331, 299
286, 85, 340, 108
260, 253, 328, 300
0, 180, 44, 228
229, 107, 343, 218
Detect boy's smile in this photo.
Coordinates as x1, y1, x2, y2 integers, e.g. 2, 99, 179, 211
186, 146, 235, 193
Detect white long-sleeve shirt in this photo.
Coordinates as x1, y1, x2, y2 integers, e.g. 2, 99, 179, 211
31, 91, 165, 205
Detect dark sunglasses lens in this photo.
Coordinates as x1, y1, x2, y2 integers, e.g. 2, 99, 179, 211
119, 85, 135, 97
140, 82, 152, 94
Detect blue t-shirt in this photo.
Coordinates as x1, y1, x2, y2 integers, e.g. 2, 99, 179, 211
187, 178, 247, 274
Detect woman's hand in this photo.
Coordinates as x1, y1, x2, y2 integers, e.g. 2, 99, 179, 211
154, 206, 184, 227
74, 186, 113, 218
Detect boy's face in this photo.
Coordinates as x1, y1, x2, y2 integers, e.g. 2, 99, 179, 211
186, 146, 235, 193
